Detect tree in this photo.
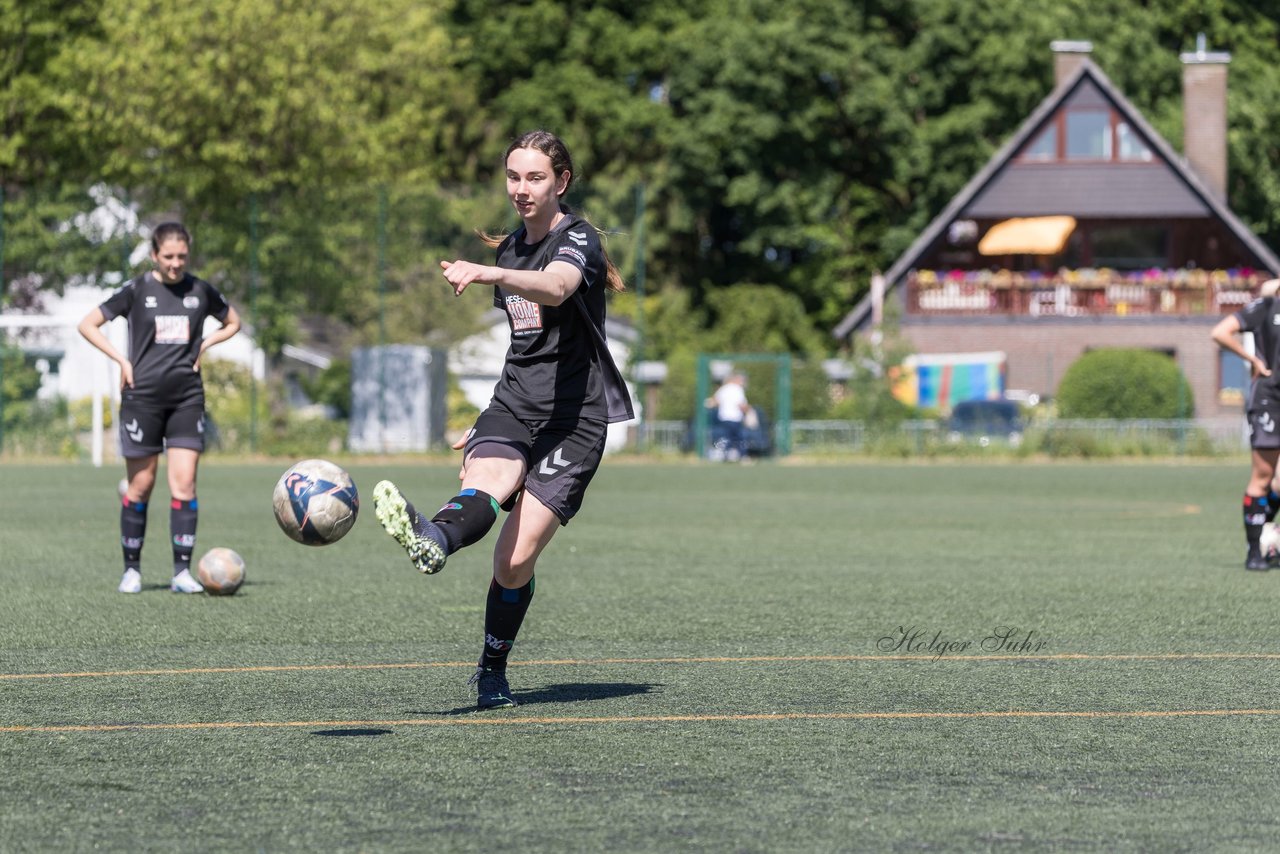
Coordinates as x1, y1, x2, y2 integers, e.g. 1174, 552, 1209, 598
0, 2, 124, 300
7, 0, 1280, 369
45, 0, 476, 352
0, 340, 44, 434
659, 0, 918, 326
0, 0, 104, 183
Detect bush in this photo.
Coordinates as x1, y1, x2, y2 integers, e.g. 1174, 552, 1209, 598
0, 398, 81, 459
299, 360, 352, 418
447, 374, 480, 432
1, 343, 45, 431
202, 357, 270, 427
1057, 348, 1194, 419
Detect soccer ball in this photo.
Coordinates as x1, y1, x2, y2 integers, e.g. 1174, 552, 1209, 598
197, 547, 246, 595
272, 459, 360, 546
1261, 522, 1280, 559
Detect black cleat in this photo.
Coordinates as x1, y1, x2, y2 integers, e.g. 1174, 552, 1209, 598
468, 666, 518, 710
1246, 552, 1270, 571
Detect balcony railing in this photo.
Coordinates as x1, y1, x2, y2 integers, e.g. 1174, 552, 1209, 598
907, 268, 1268, 318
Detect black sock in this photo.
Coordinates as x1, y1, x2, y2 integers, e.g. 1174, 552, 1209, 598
171, 498, 198, 576
480, 577, 535, 671
1244, 494, 1267, 555
1267, 491, 1279, 523
121, 498, 147, 572
428, 489, 500, 554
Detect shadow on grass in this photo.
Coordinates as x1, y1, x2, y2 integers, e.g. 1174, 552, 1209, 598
136, 579, 277, 594
430, 681, 661, 716
311, 728, 395, 737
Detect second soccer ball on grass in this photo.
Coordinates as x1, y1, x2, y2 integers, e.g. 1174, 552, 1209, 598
197, 547, 246, 595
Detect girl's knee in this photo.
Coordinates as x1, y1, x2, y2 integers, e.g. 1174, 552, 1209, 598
493, 555, 536, 588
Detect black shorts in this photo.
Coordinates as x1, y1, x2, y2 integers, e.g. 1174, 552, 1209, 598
118, 401, 206, 458
465, 403, 608, 524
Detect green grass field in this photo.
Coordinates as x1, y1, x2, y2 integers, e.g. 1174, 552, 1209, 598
3, 459, 1280, 851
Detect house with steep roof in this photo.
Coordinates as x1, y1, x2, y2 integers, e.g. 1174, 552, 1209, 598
833, 39, 1280, 417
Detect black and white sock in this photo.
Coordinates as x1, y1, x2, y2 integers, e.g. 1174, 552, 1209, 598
121, 498, 147, 573
171, 498, 198, 576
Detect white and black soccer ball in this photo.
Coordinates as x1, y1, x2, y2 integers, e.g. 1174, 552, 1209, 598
197, 547, 246, 595
272, 459, 359, 546
1262, 522, 1280, 560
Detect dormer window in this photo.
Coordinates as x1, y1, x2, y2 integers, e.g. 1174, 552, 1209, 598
1019, 108, 1155, 163
1116, 121, 1154, 161
1065, 109, 1111, 159
1024, 124, 1057, 161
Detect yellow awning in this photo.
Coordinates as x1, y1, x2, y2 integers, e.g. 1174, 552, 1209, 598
977, 216, 1077, 256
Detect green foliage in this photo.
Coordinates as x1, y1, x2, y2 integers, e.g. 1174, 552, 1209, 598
654, 348, 699, 421
447, 375, 481, 433
1026, 423, 1219, 458
5, 0, 1280, 371
1057, 348, 1195, 418
37, 0, 485, 357
700, 284, 825, 357
201, 357, 268, 429
829, 382, 918, 427
299, 361, 352, 420
0, 342, 42, 408
66, 395, 111, 431
611, 288, 705, 367
787, 361, 835, 420
829, 305, 920, 428
0, 184, 134, 297
0, 0, 104, 181
202, 356, 350, 456
58, 0, 463, 197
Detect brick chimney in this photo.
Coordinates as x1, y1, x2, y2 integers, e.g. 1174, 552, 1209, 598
1180, 33, 1231, 203
1050, 40, 1093, 88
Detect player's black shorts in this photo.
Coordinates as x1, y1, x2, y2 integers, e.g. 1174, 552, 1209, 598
465, 402, 608, 525
118, 401, 206, 458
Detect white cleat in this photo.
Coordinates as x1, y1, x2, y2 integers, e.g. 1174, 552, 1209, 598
170, 568, 205, 594
118, 568, 142, 594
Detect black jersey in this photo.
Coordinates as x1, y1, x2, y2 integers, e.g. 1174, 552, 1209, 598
490, 215, 632, 423
1235, 296, 1280, 400
99, 272, 231, 408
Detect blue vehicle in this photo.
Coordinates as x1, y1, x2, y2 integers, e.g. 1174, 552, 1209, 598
946, 399, 1025, 446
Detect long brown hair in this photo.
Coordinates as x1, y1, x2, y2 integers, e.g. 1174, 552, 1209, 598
150, 221, 191, 251
482, 130, 625, 293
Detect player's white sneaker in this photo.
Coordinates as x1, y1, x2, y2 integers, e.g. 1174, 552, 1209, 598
118, 568, 142, 594
170, 568, 204, 593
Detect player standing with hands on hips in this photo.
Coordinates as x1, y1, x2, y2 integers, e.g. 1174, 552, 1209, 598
78, 222, 241, 593
374, 130, 633, 709
1211, 277, 1280, 570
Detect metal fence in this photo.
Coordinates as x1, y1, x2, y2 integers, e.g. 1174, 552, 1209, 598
638, 417, 1248, 457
